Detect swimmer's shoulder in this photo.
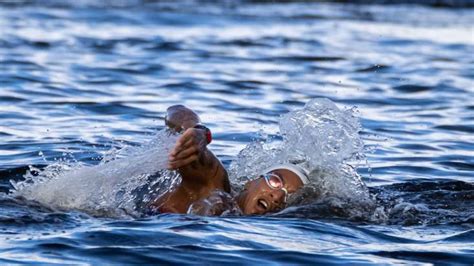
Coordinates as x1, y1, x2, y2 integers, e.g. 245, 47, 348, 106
187, 190, 242, 216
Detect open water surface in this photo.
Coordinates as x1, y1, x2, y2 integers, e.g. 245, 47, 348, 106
0, 1, 473, 264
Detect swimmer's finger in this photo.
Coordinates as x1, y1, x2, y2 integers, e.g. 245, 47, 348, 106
170, 137, 194, 157
171, 128, 205, 156
168, 154, 199, 169
169, 147, 198, 162
171, 129, 196, 149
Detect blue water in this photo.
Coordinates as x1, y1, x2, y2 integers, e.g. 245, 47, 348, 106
1, 1, 473, 264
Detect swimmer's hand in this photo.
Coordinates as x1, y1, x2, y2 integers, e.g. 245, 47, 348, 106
168, 128, 207, 169
165, 105, 200, 132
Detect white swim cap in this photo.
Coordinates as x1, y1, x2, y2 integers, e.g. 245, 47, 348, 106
261, 163, 310, 185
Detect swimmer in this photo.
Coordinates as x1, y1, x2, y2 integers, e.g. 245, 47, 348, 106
149, 105, 309, 215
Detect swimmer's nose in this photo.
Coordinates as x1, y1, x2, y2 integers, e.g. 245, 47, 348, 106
269, 189, 286, 205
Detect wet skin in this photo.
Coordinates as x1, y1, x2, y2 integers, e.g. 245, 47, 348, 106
236, 169, 305, 215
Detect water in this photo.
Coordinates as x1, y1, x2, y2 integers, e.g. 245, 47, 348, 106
1, 0, 473, 264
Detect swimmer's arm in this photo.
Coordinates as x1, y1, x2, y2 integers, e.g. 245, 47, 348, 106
165, 105, 230, 192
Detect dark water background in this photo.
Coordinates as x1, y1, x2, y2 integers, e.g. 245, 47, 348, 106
1, 0, 473, 264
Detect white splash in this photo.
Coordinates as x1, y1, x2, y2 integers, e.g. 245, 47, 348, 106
229, 98, 371, 204
11, 131, 179, 217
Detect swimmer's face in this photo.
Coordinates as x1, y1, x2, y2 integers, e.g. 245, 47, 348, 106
236, 169, 304, 215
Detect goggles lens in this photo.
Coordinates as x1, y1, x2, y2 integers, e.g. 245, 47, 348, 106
261, 173, 284, 189
260, 173, 288, 204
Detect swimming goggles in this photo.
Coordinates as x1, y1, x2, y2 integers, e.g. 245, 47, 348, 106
260, 173, 288, 203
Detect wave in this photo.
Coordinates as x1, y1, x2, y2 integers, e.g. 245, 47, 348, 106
1, 0, 473, 8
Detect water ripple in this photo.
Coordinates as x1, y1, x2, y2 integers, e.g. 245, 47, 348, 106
0, 1, 473, 264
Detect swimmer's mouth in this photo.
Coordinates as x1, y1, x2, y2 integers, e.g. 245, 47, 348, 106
257, 199, 269, 210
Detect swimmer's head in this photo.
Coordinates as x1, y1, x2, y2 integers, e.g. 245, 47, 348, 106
236, 164, 309, 215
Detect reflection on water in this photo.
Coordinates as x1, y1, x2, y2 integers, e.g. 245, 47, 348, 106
0, 0, 473, 264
